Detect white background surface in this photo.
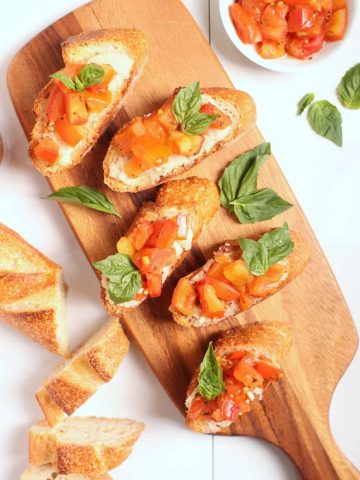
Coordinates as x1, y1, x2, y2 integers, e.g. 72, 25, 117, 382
0, 1, 359, 478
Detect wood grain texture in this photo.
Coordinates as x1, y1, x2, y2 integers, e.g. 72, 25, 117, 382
7, 0, 359, 478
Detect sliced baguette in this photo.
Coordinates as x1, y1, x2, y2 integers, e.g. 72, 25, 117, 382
104, 87, 256, 192
99, 176, 220, 317
29, 417, 144, 475
171, 230, 310, 328
21, 464, 112, 480
186, 321, 292, 434
36, 318, 129, 426
29, 29, 148, 176
0, 223, 69, 357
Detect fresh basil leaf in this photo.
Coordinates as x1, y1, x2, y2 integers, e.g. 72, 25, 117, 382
198, 342, 225, 401
73, 76, 85, 92
237, 154, 268, 197
239, 223, 294, 276
93, 253, 141, 304
297, 92, 315, 116
182, 112, 219, 135
218, 143, 271, 210
172, 81, 201, 125
231, 188, 293, 224
337, 63, 360, 109
45, 185, 121, 217
50, 71, 76, 91
78, 64, 105, 89
307, 100, 342, 147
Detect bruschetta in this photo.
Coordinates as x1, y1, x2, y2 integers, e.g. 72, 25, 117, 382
103, 83, 256, 192
29, 29, 148, 176
186, 321, 292, 434
170, 224, 310, 327
94, 176, 219, 317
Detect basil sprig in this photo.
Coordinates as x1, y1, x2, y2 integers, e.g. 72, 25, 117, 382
239, 223, 294, 277
50, 64, 105, 92
307, 100, 342, 147
45, 185, 121, 217
198, 342, 225, 401
93, 253, 141, 304
172, 81, 219, 135
337, 63, 360, 110
218, 143, 292, 224
297, 93, 314, 116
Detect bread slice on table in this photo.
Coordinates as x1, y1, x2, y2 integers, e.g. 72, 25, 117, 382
104, 87, 256, 192
0, 223, 69, 357
36, 318, 129, 426
171, 230, 310, 328
29, 29, 148, 176
29, 417, 144, 475
186, 322, 292, 434
98, 176, 220, 317
21, 464, 112, 479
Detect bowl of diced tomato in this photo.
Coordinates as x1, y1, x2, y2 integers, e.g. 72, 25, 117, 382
220, 0, 357, 72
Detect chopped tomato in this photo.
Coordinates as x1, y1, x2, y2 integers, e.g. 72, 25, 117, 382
146, 219, 178, 249
116, 236, 135, 256
247, 263, 287, 297
256, 40, 286, 58
229, 3, 263, 44
84, 89, 111, 112
217, 395, 240, 421
324, 8, 347, 41
129, 221, 155, 251
131, 134, 172, 166
55, 117, 86, 146
207, 261, 228, 282
233, 359, 263, 388
166, 131, 204, 156
238, 292, 255, 311
133, 247, 176, 275
242, 0, 267, 21
188, 397, 217, 420
214, 253, 232, 264
286, 33, 325, 59
146, 273, 162, 298
260, 3, 288, 41
143, 115, 168, 143
255, 362, 281, 380
223, 260, 254, 289
115, 119, 147, 154
227, 351, 247, 362
156, 96, 178, 131
33, 138, 59, 163
332, 0, 347, 9
46, 86, 65, 122
199, 103, 232, 129
206, 277, 241, 301
224, 379, 251, 412
171, 278, 197, 316
284, 0, 331, 11
197, 280, 225, 318
87, 64, 116, 93
64, 92, 88, 125
287, 6, 314, 32
295, 12, 325, 37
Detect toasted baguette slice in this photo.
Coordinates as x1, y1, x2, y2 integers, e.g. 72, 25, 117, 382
104, 87, 256, 192
29, 417, 144, 475
21, 464, 112, 480
36, 318, 129, 426
186, 321, 292, 434
29, 29, 148, 176
171, 230, 310, 328
0, 223, 69, 357
99, 176, 219, 317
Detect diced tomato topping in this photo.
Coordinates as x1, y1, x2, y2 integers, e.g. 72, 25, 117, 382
332, 0, 347, 10
242, 0, 267, 21
260, 3, 288, 41
116, 236, 135, 256
256, 39, 286, 59
166, 131, 204, 156
324, 8, 347, 41
33, 138, 59, 164
171, 278, 197, 316
131, 134, 172, 166
199, 103, 232, 129
286, 33, 325, 59
53, 64, 83, 92
84, 89, 112, 112
287, 6, 314, 32
156, 96, 178, 131
207, 261, 229, 282
206, 277, 241, 301
223, 259, 254, 289
227, 351, 247, 362
238, 292, 255, 311
146, 219, 178, 249
229, 3, 263, 44
115, 119, 147, 155
143, 115, 168, 143
196, 280, 225, 318
133, 247, 176, 275
233, 358, 264, 388
217, 395, 240, 421
247, 262, 287, 297
188, 397, 217, 420
129, 221, 155, 251
46, 86, 65, 122
64, 92, 88, 125
146, 272, 163, 298
255, 362, 281, 380
55, 117, 86, 147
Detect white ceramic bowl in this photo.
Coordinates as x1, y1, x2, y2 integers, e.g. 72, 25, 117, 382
219, 0, 359, 72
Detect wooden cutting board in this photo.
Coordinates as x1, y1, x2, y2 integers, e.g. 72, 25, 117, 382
7, 0, 359, 478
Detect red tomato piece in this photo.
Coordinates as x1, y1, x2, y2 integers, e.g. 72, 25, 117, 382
143, 114, 168, 143
84, 89, 112, 112
256, 40, 286, 58
226, 351, 247, 362
146, 218, 178, 249
287, 6, 314, 32
242, 0, 267, 21
46, 86, 65, 122
286, 33, 325, 59
199, 103, 232, 129
33, 138, 59, 164
233, 358, 264, 388
260, 3, 288, 41
196, 280, 225, 318
133, 247, 176, 275
145, 273, 163, 298
55, 118, 86, 147
255, 362, 281, 380
332, 0, 347, 9
130, 221, 155, 251
217, 394, 240, 421
324, 8, 347, 41
229, 3, 263, 44
188, 397, 217, 420
156, 96, 178, 131
238, 292, 256, 311
171, 278, 197, 316
64, 92, 88, 125
205, 276, 241, 301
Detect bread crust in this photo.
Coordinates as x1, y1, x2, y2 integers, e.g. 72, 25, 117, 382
28, 29, 148, 176
172, 230, 310, 328
103, 87, 256, 192
99, 177, 219, 317
21, 464, 112, 480
186, 322, 292, 433
36, 319, 129, 425
0, 223, 69, 357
